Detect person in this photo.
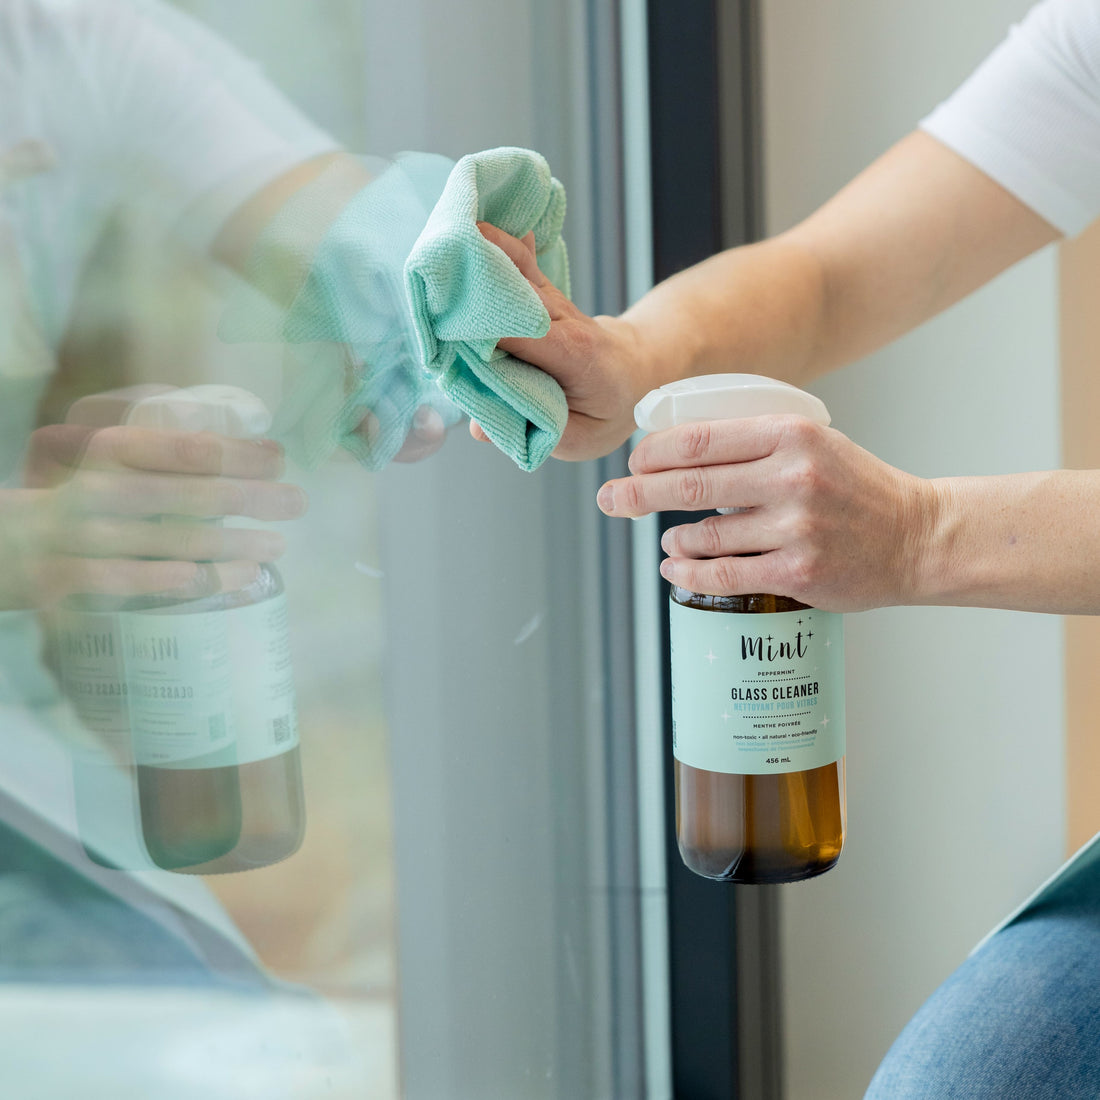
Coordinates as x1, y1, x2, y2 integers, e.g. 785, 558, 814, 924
0, 0, 456, 1005
475, 0, 1100, 1094
1, 0, 457, 613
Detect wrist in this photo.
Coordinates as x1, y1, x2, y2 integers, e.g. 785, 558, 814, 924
902, 476, 953, 605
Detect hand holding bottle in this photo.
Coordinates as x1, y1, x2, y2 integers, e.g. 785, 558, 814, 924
597, 412, 936, 614
17, 415, 306, 607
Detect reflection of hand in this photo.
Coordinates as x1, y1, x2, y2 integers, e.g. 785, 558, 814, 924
18, 424, 307, 605
354, 404, 451, 465
474, 224, 652, 461
596, 415, 935, 613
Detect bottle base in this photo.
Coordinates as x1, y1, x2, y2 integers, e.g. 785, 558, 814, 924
680, 846, 841, 884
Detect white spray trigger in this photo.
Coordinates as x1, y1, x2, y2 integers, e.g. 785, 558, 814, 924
633, 374, 831, 514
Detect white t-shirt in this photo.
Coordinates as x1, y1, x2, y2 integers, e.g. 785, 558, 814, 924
921, 0, 1100, 237
0, 0, 338, 352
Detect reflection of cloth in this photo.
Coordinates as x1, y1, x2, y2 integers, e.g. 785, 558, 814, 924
921, 0, 1100, 237
220, 154, 462, 470
404, 147, 571, 472
866, 842, 1100, 1097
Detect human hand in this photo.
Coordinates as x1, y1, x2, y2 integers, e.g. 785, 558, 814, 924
596, 414, 937, 612
473, 224, 655, 461
353, 403, 452, 464
17, 422, 307, 606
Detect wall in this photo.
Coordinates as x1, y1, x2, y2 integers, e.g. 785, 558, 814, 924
760, 3, 1066, 1097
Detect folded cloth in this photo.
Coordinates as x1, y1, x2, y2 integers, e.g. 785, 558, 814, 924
219, 152, 461, 471
403, 147, 570, 472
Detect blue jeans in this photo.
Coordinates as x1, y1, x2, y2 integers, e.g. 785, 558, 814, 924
866, 858, 1100, 1098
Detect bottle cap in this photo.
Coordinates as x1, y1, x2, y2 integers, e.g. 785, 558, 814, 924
634, 373, 830, 432
125, 385, 272, 440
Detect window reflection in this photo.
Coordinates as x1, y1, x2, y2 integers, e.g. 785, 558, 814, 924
0, 1, 635, 1096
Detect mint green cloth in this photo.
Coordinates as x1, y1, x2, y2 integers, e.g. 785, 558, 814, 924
403, 147, 570, 472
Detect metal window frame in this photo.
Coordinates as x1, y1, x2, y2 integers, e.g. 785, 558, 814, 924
645, 2, 783, 1097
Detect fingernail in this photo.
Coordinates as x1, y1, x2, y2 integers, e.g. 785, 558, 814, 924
281, 486, 308, 516
413, 406, 443, 432
260, 533, 286, 560
659, 559, 674, 581
660, 529, 672, 553
597, 484, 614, 513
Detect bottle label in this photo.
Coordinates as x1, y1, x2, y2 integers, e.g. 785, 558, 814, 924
669, 600, 845, 775
124, 609, 237, 769
226, 593, 299, 764
54, 608, 131, 761
122, 593, 300, 769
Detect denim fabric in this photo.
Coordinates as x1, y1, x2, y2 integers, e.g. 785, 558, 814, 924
866, 858, 1100, 1098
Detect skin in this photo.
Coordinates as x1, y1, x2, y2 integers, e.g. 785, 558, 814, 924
6, 422, 306, 609
212, 152, 449, 464
3, 151, 448, 610
473, 131, 1100, 614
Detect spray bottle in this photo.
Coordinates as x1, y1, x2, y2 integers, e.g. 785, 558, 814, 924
56, 385, 304, 873
634, 374, 846, 883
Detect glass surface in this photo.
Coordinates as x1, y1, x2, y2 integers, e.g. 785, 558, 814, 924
0, 1, 653, 1096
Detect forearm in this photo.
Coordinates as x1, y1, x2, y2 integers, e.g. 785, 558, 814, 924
211, 152, 369, 291
622, 131, 1059, 394
919, 470, 1100, 614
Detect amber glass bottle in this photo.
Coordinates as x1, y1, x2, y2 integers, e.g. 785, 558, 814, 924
671, 588, 845, 883
634, 374, 847, 884
128, 563, 304, 873
55, 385, 305, 874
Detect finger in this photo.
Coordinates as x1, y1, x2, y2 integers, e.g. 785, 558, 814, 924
628, 416, 802, 476
68, 470, 309, 522
660, 512, 775, 560
477, 221, 548, 287
469, 420, 490, 443
393, 406, 446, 463
659, 552, 783, 598
35, 557, 201, 603
24, 424, 96, 487
35, 558, 264, 604
596, 464, 766, 518
81, 426, 285, 480
72, 517, 286, 563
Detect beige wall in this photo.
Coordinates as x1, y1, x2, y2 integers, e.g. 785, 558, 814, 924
760, 2, 1066, 1098
1061, 224, 1100, 854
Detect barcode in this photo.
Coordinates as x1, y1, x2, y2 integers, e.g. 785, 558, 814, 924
209, 713, 227, 742
273, 715, 292, 744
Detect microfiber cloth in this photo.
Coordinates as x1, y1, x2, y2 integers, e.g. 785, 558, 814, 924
219, 152, 461, 471
403, 147, 570, 472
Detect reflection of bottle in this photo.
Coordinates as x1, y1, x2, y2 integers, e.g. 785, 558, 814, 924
53, 385, 304, 873
634, 375, 846, 883
123, 386, 305, 874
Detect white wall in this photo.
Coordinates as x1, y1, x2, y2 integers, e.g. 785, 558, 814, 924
760, 3, 1066, 1098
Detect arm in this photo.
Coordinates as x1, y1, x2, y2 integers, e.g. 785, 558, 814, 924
486, 132, 1100, 613
596, 417, 1100, 615
485, 130, 1059, 461
626, 130, 1058, 389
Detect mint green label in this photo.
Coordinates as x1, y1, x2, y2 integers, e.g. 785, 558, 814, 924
669, 601, 845, 775
124, 609, 236, 769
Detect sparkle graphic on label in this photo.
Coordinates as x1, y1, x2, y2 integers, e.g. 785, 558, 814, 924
705, 649, 718, 664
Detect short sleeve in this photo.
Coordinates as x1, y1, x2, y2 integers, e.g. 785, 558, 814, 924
920, 0, 1100, 237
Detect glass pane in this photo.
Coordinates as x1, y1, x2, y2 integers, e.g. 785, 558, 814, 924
0, 1, 652, 1096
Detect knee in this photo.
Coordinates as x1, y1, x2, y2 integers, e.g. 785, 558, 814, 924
866, 917, 1100, 1099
